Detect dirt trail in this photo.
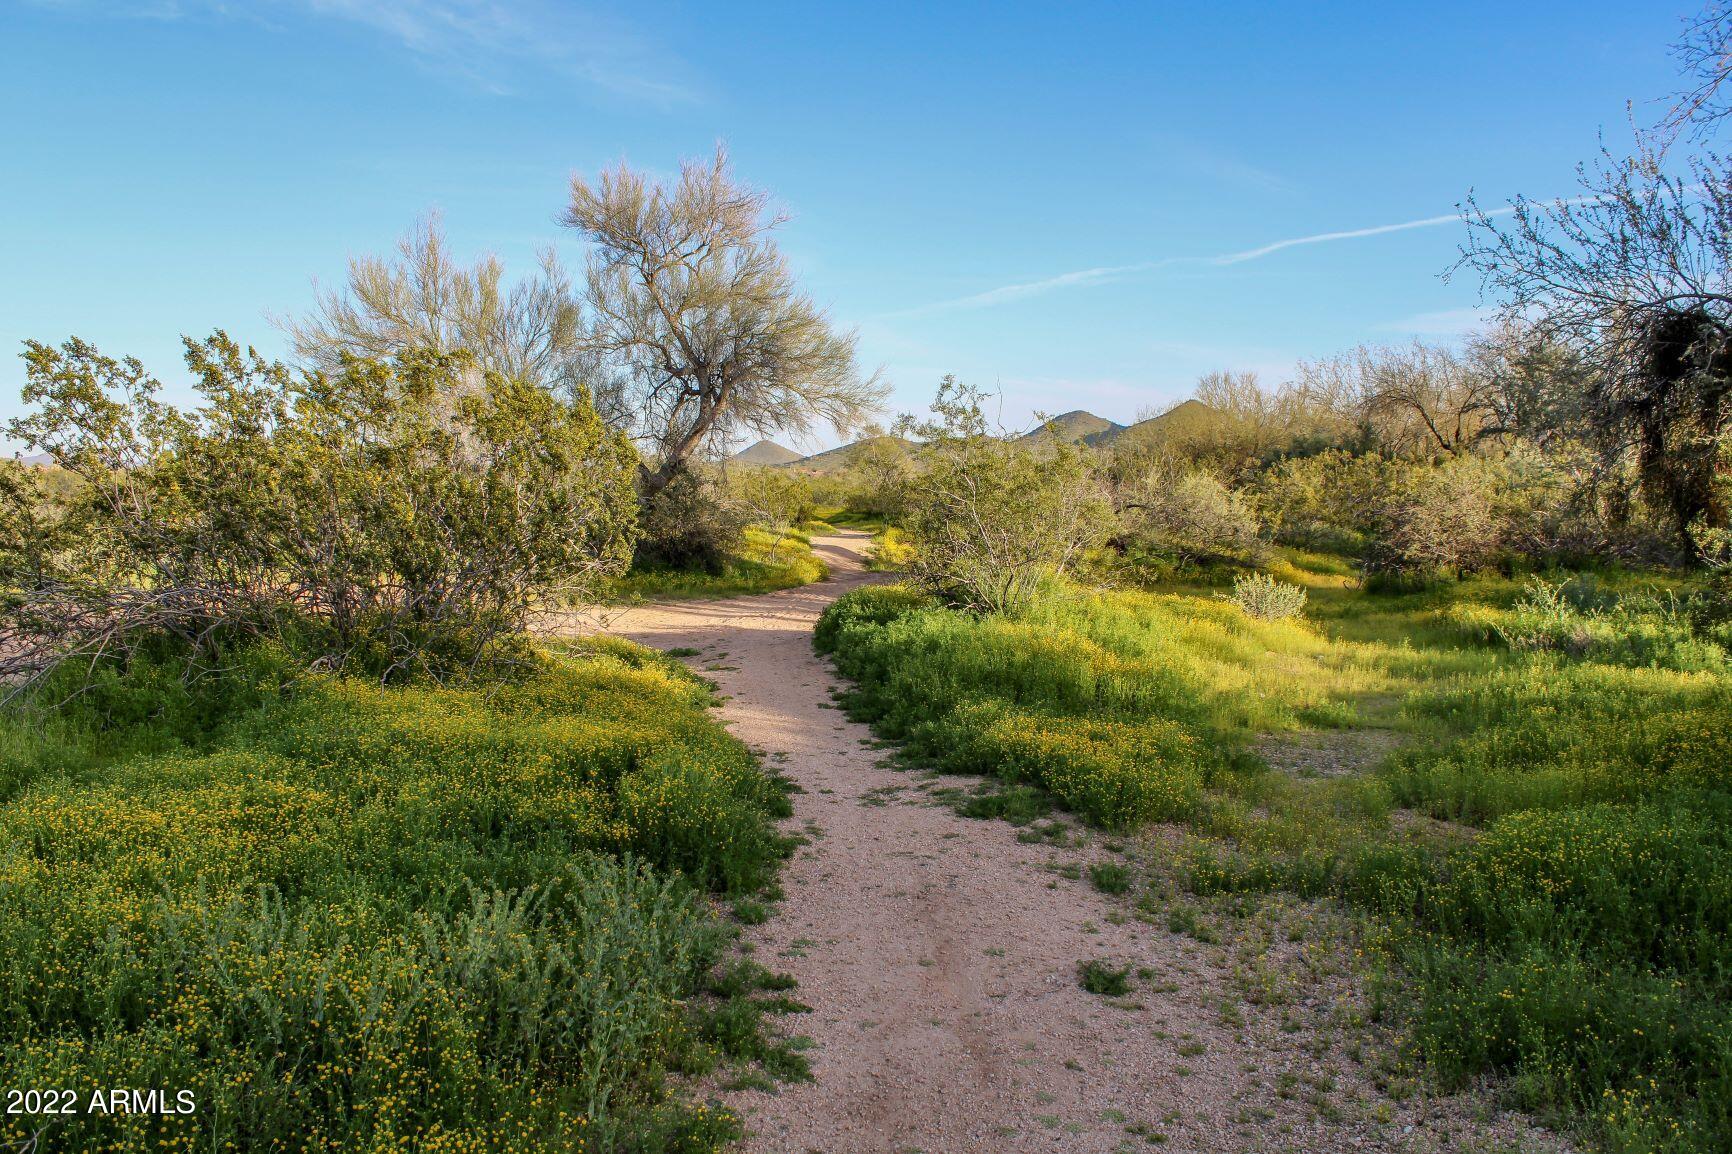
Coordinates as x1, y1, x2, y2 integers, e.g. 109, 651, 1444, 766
581, 532, 1563, 1154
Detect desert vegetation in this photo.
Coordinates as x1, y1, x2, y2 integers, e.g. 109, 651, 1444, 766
0, 152, 855, 1152
6, 5, 1732, 1152
791, 16, 1732, 1150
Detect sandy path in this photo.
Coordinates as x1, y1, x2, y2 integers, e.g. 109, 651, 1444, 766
580, 532, 1563, 1154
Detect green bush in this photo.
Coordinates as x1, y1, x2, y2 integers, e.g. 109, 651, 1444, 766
1077, 959, 1132, 996
1088, 862, 1132, 894
1116, 468, 1264, 565
7, 336, 640, 686
899, 378, 1112, 614
634, 466, 748, 573
811, 584, 933, 653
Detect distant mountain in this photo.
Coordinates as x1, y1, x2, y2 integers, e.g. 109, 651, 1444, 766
10, 453, 53, 468
782, 435, 915, 474
730, 439, 803, 466
1018, 410, 1125, 446
763, 404, 1217, 472
1100, 399, 1224, 447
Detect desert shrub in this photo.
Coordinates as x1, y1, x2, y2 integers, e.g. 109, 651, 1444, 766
727, 467, 817, 533
1227, 573, 1307, 621
1363, 456, 1511, 582
1250, 449, 1395, 552
0, 461, 69, 595
1088, 862, 1132, 894
811, 584, 933, 653
633, 466, 748, 573
839, 435, 914, 522
1116, 467, 1264, 565
900, 378, 1112, 614
0, 641, 785, 1151
5, 336, 639, 689
1077, 959, 1131, 996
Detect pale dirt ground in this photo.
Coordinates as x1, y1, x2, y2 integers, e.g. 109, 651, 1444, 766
565, 532, 1570, 1154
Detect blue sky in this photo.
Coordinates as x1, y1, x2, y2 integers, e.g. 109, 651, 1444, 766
0, 0, 1690, 452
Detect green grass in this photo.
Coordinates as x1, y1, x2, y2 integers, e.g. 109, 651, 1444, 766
611, 525, 829, 601
0, 639, 796, 1153
816, 556, 1732, 1151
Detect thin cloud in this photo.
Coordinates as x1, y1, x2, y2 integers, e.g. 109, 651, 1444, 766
27, 0, 694, 102
924, 262, 1165, 312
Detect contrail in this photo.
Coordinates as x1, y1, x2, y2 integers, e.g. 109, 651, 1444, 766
900, 200, 1570, 316
1211, 211, 1473, 265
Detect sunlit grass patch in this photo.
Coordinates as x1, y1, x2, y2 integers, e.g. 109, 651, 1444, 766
611, 524, 829, 600
817, 557, 1732, 1151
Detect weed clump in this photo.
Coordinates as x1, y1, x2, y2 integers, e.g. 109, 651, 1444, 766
1078, 959, 1132, 996
1089, 862, 1133, 894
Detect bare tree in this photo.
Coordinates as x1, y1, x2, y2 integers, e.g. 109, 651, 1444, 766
279, 215, 623, 421
1457, 139, 1732, 530
1461, 319, 1593, 450
1664, 3, 1732, 142
1299, 341, 1532, 460
563, 147, 886, 497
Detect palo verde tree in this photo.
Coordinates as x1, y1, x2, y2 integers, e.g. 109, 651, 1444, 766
562, 147, 886, 499
278, 215, 624, 423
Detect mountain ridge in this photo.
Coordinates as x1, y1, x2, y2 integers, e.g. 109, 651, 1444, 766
730, 439, 804, 466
